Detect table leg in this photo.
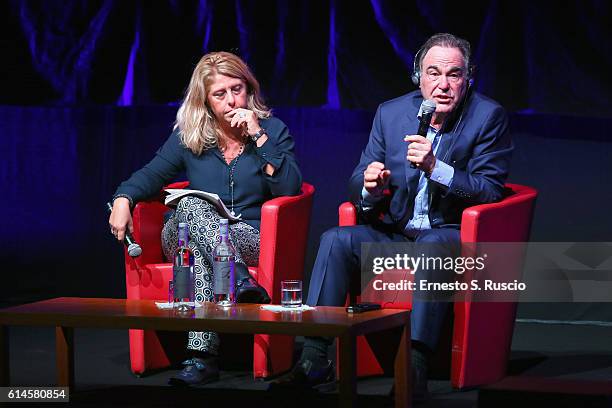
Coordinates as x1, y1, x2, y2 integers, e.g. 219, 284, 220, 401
394, 321, 411, 408
0, 326, 8, 386
338, 333, 356, 408
55, 326, 74, 388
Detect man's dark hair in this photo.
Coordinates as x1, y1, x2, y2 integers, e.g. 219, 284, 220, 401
417, 33, 472, 76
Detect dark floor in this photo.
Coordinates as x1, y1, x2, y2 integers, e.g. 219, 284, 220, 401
4, 322, 612, 407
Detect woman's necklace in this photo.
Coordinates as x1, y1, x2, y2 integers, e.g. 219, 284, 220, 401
219, 142, 244, 163
219, 143, 245, 216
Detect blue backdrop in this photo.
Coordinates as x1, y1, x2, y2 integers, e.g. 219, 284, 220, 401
1, 1, 611, 321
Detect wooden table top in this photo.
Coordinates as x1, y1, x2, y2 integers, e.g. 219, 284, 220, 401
0, 297, 410, 337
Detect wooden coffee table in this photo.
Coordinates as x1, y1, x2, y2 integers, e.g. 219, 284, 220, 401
0, 297, 411, 407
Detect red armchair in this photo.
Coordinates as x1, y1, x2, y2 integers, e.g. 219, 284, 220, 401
124, 182, 315, 379
338, 183, 537, 389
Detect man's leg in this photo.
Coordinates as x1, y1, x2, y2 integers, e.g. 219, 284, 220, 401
410, 227, 461, 400
271, 224, 407, 389
410, 228, 460, 349
306, 224, 407, 306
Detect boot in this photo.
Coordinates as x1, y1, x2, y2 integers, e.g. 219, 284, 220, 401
268, 359, 335, 392
235, 263, 271, 304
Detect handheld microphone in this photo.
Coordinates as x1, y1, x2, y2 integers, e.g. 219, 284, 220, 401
106, 202, 142, 258
410, 99, 437, 169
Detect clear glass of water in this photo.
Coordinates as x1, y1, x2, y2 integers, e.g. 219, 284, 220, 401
281, 280, 302, 308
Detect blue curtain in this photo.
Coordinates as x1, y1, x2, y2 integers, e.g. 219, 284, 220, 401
2, 0, 611, 115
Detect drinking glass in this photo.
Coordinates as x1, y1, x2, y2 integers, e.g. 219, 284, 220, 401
281, 280, 302, 308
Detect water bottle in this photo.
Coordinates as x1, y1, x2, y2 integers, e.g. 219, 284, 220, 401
173, 222, 195, 313
213, 219, 236, 307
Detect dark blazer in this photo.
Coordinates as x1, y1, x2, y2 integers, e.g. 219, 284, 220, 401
115, 116, 302, 228
348, 90, 513, 230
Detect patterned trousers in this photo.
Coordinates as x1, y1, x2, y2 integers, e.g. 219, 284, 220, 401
162, 196, 260, 355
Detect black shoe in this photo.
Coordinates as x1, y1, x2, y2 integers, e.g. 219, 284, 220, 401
236, 276, 271, 304
234, 264, 271, 304
168, 357, 219, 386
268, 359, 335, 392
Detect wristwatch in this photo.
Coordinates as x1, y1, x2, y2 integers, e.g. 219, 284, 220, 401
250, 127, 267, 142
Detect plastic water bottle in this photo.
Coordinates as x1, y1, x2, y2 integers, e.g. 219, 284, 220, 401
213, 219, 236, 307
173, 222, 195, 313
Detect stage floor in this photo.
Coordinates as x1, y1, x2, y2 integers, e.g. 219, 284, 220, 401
4, 321, 612, 407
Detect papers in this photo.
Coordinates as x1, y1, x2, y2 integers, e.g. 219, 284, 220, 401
164, 188, 241, 221
155, 301, 202, 310
260, 304, 316, 312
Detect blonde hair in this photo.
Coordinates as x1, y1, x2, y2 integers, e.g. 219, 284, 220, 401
175, 51, 271, 155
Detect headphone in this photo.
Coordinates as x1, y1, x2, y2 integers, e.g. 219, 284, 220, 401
411, 45, 474, 88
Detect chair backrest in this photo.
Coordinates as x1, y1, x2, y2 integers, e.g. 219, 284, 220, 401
460, 183, 538, 243
452, 183, 538, 388
258, 183, 315, 299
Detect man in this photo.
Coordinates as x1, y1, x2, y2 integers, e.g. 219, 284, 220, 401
271, 33, 512, 399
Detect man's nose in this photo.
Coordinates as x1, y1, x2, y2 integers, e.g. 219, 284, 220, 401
438, 75, 450, 90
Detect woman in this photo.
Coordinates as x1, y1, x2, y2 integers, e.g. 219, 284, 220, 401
108, 51, 302, 385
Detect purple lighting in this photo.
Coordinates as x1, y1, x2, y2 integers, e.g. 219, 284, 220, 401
17, 1, 114, 103
324, 0, 340, 109
370, 0, 413, 70
235, 0, 250, 62
197, 0, 213, 52
272, 2, 287, 87
117, 24, 139, 106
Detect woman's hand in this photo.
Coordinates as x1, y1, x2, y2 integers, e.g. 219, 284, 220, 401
228, 108, 274, 175
228, 108, 273, 174
228, 108, 266, 141
109, 197, 133, 242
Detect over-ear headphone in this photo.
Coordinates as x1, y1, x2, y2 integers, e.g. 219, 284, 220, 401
411, 46, 425, 86
411, 45, 474, 88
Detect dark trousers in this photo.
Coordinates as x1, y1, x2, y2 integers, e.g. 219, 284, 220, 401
306, 224, 460, 350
